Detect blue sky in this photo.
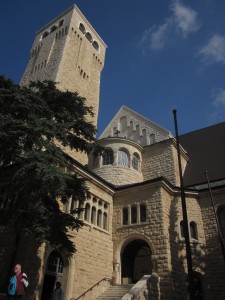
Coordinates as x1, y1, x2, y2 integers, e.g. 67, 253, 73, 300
1, 0, 225, 137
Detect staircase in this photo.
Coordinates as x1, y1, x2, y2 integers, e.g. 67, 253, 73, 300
96, 284, 134, 300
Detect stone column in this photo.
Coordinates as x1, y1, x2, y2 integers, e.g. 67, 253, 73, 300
65, 256, 75, 300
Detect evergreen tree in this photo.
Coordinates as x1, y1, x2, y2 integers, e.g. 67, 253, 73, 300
0, 75, 97, 256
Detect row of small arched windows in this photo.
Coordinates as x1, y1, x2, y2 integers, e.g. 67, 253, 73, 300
102, 148, 140, 171
122, 204, 146, 225
180, 208, 225, 240
42, 19, 64, 39
84, 203, 108, 230
180, 220, 198, 240
64, 196, 109, 231
79, 23, 99, 51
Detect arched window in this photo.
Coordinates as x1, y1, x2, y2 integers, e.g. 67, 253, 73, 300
103, 212, 108, 230
132, 153, 140, 170
131, 206, 137, 224
150, 133, 156, 144
140, 204, 146, 222
84, 203, 90, 222
180, 220, 184, 238
190, 221, 198, 240
70, 199, 79, 211
91, 206, 96, 224
59, 20, 64, 27
79, 23, 86, 34
47, 251, 64, 274
85, 32, 92, 42
118, 150, 129, 166
41, 251, 64, 300
97, 209, 102, 227
42, 31, 49, 39
103, 149, 113, 165
218, 207, 225, 237
122, 207, 128, 225
92, 41, 99, 51
50, 26, 57, 33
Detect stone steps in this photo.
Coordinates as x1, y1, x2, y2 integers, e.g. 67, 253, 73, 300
96, 284, 134, 300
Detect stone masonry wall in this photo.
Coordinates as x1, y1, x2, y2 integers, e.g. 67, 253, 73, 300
112, 182, 174, 299
161, 187, 206, 299
142, 139, 188, 186
198, 187, 225, 300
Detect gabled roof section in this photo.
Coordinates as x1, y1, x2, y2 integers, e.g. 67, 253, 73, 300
99, 105, 173, 147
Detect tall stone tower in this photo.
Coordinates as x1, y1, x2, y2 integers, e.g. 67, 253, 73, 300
21, 4, 106, 128
20, 5, 107, 164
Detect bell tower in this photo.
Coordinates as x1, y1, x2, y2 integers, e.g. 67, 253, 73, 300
20, 5, 107, 128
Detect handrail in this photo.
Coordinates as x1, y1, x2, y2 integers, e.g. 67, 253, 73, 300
71, 276, 111, 300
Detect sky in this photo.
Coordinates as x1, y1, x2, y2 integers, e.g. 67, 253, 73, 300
1, 0, 225, 137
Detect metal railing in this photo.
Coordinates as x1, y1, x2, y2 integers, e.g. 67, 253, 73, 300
70, 276, 111, 300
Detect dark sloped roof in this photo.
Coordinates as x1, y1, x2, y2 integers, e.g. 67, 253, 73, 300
179, 122, 225, 187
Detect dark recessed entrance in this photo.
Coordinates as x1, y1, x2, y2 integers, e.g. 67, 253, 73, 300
121, 239, 152, 283
41, 251, 64, 300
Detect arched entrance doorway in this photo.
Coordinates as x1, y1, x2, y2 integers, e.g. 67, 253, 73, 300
121, 239, 152, 283
41, 251, 64, 300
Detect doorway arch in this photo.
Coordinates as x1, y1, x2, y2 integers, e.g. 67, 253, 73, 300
41, 251, 64, 300
121, 239, 153, 283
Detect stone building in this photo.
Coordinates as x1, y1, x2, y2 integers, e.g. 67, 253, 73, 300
1, 4, 225, 300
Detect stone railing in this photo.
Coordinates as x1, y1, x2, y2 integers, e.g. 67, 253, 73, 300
122, 273, 160, 300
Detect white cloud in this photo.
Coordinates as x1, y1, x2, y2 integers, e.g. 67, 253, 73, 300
199, 35, 225, 65
141, 19, 171, 50
171, 0, 201, 37
212, 88, 225, 106
139, 0, 200, 52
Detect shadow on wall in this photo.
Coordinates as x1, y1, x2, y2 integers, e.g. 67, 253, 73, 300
0, 226, 42, 300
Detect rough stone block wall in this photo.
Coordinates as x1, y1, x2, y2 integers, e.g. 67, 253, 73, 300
69, 180, 114, 299
161, 188, 206, 299
198, 188, 225, 300
94, 165, 143, 186
142, 139, 188, 186
112, 183, 174, 299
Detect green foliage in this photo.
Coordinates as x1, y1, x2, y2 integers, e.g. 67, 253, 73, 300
0, 76, 97, 256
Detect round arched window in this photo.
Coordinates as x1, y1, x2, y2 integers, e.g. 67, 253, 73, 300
47, 251, 64, 274
118, 150, 129, 166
